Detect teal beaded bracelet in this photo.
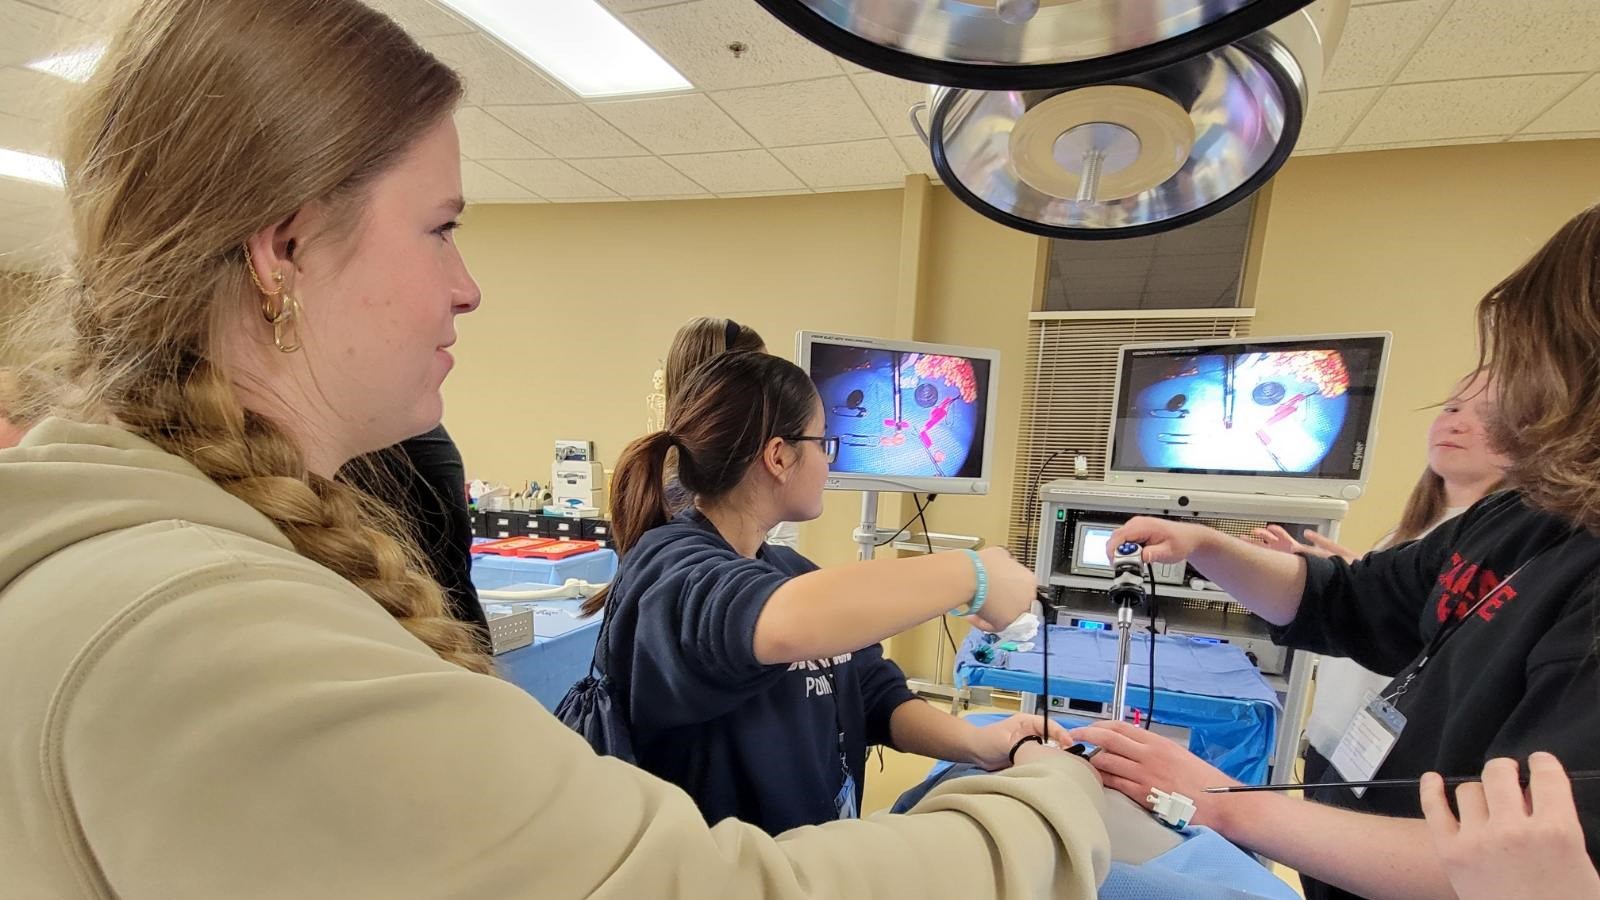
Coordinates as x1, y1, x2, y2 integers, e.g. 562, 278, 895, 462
950, 548, 988, 617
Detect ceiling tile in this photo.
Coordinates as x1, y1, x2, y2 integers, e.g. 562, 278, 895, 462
569, 156, 710, 197
0, 0, 90, 68
1510, 131, 1600, 143
1346, 75, 1584, 145
1322, 0, 1447, 91
15, 200, 68, 231
1522, 75, 1600, 134
891, 135, 938, 177
712, 77, 882, 146
460, 160, 539, 202
662, 149, 803, 193
717, 190, 809, 198
364, 0, 475, 37
0, 109, 54, 156
455, 107, 549, 160
486, 104, 649, 159
0, 216, 64, 250
848, 71, 930, 137
591, 93, 758, 155
623, 0, 843, 91
0, 196, 37, 221
484, 159, 620, 201
1338, 135, 1506, 154
1398, 0, 1600, 83
771, 139, 908, 189
632, 193, 715, 202
422, 33, 575, 106
1298, 88, 1380, 150
5, 0, 102, 20
0, 65, 74, 126
0, 177, 63, 209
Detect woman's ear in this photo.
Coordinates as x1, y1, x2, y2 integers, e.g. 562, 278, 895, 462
245, 209, 305, 284
761, 437, 796, 484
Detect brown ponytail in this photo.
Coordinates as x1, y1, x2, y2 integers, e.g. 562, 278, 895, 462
580, 352, 819, 617
580, 431, 675, 617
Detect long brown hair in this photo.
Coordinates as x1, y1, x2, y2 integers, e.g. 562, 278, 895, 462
11, 0, 490, 673
1391, 468, 1511, 546
581, 352, 817, 616
1476, 202, 1600, 534
1389, 373, 1508, 545
663, 317, 766, 405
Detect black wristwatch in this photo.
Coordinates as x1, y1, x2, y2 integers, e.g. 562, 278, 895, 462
1008, 734, 1045, 765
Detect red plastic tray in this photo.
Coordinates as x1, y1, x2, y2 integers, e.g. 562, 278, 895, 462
514, 539, 601, 560
471, 537, 556, 556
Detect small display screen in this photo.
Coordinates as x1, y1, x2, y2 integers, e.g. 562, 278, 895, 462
1073, 524, 1117, 574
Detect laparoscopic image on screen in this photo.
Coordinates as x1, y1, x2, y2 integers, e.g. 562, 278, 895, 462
1115, 349, 1359, 476
808, 343, 991, 480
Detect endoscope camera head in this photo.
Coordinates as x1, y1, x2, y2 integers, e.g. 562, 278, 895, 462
1108, 541, 1147, 608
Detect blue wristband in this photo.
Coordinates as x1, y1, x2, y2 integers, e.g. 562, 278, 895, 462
951, 549, 988, 617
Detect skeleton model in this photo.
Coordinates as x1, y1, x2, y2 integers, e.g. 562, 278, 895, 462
646, 367, 667, 433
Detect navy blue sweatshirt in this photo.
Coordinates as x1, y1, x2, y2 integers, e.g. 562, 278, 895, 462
1272, 491, 1600, 900
599, 510, 918, 835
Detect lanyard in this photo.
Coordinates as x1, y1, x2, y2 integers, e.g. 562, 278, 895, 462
1383, 546, 1552, 703
822, 667, 847, 761
819, 662, 857, 794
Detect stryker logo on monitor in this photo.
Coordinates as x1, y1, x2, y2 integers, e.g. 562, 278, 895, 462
1106, 333, 1390, 498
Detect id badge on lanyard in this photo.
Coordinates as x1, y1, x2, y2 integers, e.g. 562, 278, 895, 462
1329, 694, 1407, 797
1327, 551, 1543, 797
824, 670, 858, 820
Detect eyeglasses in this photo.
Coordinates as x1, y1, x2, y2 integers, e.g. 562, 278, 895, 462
784, 435, 839, 464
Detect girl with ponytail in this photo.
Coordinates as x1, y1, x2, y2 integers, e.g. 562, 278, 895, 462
582, 351, 1075, 835
0, 1, 1111, 897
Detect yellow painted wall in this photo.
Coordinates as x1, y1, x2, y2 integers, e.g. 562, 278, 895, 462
885, 190, 1045, 679
1251, 139, 1600, 551
446, 190, 906, 567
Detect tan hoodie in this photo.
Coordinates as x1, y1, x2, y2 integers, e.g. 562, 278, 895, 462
0, 420, 1110, 900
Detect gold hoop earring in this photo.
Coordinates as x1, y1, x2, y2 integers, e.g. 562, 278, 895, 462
244, 245, 301, 353
270, 291, 302, 354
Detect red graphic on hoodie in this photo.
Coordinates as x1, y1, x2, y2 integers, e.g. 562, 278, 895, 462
1436, 554, 1516, 624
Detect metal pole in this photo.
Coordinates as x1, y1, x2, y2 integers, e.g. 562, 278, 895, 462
857, 490, 880, 562
1109, 603, 1135, 721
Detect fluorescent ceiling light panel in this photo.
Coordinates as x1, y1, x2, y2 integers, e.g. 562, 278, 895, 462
434, 0, 690, 98
0, 148, 65, 188
26, 43, 106, 83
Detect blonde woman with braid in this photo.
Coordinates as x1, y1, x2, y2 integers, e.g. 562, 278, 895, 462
0, 2, 1112, 898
